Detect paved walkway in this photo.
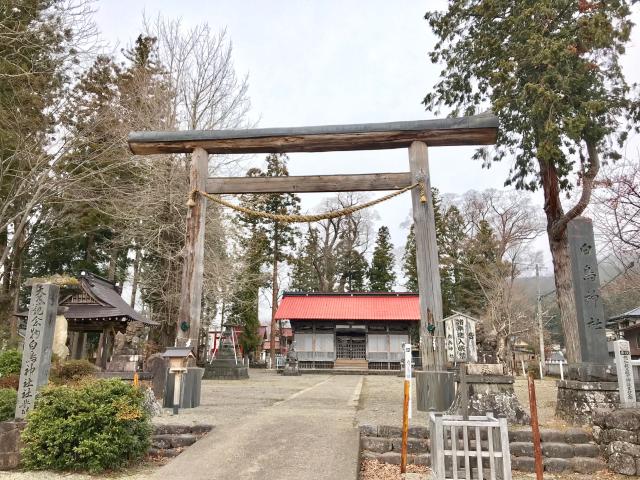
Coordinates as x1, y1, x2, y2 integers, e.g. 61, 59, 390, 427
152, 373, 363, 480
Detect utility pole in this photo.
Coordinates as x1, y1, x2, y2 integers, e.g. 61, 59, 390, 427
536, 264, 545, 379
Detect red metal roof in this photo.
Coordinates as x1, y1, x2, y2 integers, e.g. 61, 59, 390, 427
274, 292, 419, 321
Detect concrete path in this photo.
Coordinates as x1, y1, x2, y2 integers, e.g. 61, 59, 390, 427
152, 374, 363, 480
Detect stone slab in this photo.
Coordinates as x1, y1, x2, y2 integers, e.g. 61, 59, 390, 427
541, 442, 574, 458
573, 443, 600, 458
511, 456, 535, 472
15, 283, 59, 419
567, 217, 609, 364
565, 427, 593, 444
361, 436, 391, 453
571, 456, 606, 473
466, 363, 503, 375
544, 457, 571, 473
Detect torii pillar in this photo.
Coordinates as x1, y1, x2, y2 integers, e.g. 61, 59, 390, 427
176, 147, 209, 348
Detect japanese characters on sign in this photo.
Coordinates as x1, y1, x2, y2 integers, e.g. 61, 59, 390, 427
444, 313, 477, 364
567, 218, 610, 364
613, 339, 637, 405
15, 283, 59, 419
404, 343, 412, 380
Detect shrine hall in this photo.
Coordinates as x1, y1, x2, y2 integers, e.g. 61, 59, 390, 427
274, 292, 419, 371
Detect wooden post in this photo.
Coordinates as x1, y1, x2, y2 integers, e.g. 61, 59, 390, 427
400, 343, 412, 473
177, 147, 209, 347
528, 373, 544, 480
408, 141, 445, 370
400, 379, 410, 473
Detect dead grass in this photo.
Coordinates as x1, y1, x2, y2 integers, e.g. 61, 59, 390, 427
360, 459, 429, 480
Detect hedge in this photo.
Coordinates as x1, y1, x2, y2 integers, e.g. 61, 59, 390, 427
0, 349, 22, 377
0, 388, 17, 421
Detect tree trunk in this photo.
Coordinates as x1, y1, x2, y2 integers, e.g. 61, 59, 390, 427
539, 156, 583, 363
107, 247, 118, 282
130, 246, 141, 307
270, 231, 279, 369
9, 241, 23, 342
548, 232, 580, 362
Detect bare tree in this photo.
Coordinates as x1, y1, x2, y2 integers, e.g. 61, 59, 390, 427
593, 158, 640, 263
109, 19, 251, 345
300, 192, 375, 292
458, 189, 545, 364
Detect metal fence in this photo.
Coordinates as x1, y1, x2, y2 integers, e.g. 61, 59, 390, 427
429, 412, 511, 480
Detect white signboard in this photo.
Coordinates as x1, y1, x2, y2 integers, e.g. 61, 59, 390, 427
444, 313, 478, 363
613, 339, 636, 406
404, 343, 412, 419
404, 343, 412, 380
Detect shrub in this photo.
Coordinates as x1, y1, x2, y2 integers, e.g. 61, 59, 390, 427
50, 359, 96, 384
0, 388, 17, 421
0, 349, 22, 377
21, 379, 152, 473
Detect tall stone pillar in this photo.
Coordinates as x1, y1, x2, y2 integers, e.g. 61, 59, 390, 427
15, 283, 59, 419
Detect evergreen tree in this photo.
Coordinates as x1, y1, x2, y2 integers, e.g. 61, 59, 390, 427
424, 0, 638, 362
402, 224, 418, 292
439, 204, 468, 316
229, 231, 267, 357
402, 188, 476, 315
290, 229, 321, 292
368, 226, 396, 292
337, 248, 368, 292
459, 220, 502, 315
237, 154, 301, 365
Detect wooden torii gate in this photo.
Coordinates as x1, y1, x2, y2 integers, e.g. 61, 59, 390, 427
128, 113, 498, 370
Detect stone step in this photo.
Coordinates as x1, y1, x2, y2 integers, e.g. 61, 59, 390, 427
334, 359, 368, 370
152, 433, 197, 449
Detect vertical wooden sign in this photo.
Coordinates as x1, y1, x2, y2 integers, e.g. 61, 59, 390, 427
15, 283, 59, 419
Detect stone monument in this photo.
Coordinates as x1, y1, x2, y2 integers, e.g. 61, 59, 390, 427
15, 283, 59, 419
447, 363, 530, 425
282, 342, 301, 376
556, 217, 640, 423
203, 325, 248, 380
105, 321, 145, 373
52, 314, 69, 360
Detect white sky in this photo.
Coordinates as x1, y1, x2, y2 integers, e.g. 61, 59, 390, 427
94, 1, 640, 314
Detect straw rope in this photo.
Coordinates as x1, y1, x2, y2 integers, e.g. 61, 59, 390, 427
189, 182, 425, 223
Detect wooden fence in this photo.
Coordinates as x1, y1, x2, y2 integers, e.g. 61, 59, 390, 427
429, 412, 511, 480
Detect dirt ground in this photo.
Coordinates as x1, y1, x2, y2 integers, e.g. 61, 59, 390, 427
512, 376, 572, 429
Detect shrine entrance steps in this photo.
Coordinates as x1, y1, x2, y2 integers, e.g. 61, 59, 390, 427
334, 358, 369, 370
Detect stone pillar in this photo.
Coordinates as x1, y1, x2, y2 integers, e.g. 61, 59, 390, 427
15, 283, 59, 419
51, 314, 69, 360
567, 217, 610, 369
557, 217, 623, 423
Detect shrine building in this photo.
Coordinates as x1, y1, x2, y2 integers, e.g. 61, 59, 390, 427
274, 292, 419, 371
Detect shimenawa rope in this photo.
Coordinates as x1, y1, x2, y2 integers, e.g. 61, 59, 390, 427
187, 182, 426, 224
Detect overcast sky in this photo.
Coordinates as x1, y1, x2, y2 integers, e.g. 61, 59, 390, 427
94, 1, 640, 302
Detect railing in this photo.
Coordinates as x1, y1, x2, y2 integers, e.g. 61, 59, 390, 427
429, 412, 511, 480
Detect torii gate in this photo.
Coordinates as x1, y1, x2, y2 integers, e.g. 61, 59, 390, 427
128, 113, 498, 370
